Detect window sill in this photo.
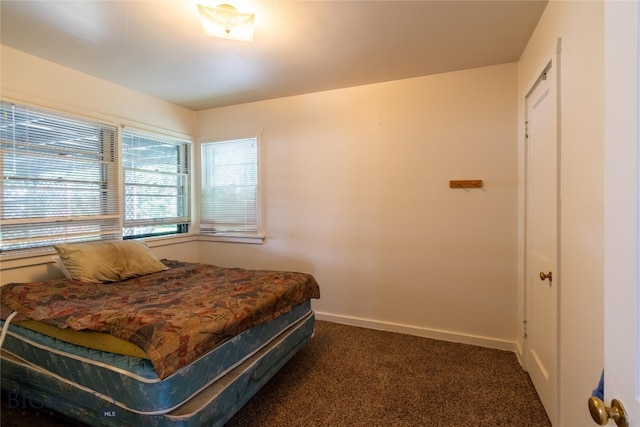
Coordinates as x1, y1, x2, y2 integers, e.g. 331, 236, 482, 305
0, 234, 198, 270
0, 249, 57, 270
198, 233, 265, 245
142, 233, 198, 248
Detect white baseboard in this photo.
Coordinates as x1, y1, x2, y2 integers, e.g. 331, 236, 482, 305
513, 340, 525, 367
314, 311, 518, 354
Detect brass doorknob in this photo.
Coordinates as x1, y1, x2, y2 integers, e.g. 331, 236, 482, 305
539, 271, 552, 282
588, 396, 628, 427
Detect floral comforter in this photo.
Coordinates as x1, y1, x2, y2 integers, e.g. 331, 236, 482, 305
0, 260, 320, 379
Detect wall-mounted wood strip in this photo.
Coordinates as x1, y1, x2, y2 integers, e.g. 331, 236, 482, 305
449, 180, 483, 189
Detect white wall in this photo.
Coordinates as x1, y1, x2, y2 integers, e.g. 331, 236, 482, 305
0, 46, 194, 135
0, 46, 199, 285
196, 63, 519, 349
518, 1, 604, 426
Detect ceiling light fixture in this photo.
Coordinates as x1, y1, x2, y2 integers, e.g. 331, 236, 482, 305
197, 3, 255, 42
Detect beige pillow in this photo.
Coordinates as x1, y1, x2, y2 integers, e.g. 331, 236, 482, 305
54, 240, 167, 283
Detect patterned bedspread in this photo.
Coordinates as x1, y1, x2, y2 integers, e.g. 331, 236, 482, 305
0, 260, 320, 379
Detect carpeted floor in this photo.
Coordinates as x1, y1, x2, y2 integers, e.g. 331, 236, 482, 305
1, 320, 550, 427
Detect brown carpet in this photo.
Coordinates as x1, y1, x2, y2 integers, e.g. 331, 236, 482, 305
1, 320, 550, 427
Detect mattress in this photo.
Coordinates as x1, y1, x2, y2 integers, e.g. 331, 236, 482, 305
1, 260, 321, 380
1, 309, 315, 426
1, 300, 312, 415
12, 319, 149, 358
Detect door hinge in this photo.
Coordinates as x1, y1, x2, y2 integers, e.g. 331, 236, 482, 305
523, 320, 528, 338
525, 121, 529, 140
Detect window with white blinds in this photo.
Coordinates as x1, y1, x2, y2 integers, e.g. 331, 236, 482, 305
200, 137, 260, 236
122, 128, 190, 238
0, 101, 120, 253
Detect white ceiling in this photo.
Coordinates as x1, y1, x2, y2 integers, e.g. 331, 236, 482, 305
0, 1, 548, 111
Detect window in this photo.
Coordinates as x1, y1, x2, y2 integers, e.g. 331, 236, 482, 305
122, 128, 191, 238
200, 136, 261, 239
0, 101, 120, 253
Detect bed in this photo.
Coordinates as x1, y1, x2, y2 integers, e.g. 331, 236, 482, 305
0, 240, 320, 426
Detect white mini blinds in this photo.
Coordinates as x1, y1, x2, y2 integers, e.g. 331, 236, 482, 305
122, 128, 191, 238
0, 101, 120, 252
200, 137, 259, 235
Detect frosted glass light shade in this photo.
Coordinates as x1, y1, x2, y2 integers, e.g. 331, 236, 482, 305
197, 3, 255, 42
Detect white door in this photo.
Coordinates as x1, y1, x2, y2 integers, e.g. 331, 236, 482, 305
602, 0, 640, 425
525, 58, 558, 425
